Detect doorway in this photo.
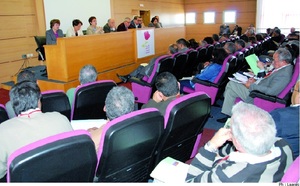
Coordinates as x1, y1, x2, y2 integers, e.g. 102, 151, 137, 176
140, 10, 150, 27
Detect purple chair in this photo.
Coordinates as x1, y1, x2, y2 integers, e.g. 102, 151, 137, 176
154, 92, 211, 165
129, 55, 174, 104
249, 56, 299, 112
7, 130, 97, 182
171, 52, 188, 80
281, 156, 299, 183
41, 90, 71, 121
183, 55, 236, 105
0, 104, 9, 124
71, 80, 116, 120
95, 108, 164, 182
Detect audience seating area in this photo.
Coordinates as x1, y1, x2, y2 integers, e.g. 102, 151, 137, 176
1, 33, 299, 182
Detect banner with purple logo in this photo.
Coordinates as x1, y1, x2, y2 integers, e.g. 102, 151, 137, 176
136, 29, 155, 58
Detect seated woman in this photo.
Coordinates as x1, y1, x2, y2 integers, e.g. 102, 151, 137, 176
180, 47, 228, 93
46, 19, 64, 45
148, 17, 160, 28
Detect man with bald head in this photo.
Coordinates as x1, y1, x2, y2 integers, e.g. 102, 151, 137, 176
103, 18, 116, 33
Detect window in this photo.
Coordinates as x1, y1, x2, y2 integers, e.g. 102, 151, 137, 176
223, 11, 236, 24
186, 12, 196, 24
256, 0, 300, 35
204, 12, 215, 24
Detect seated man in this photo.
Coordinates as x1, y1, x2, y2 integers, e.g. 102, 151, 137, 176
217, 48, 293, 123
128, 16, 143, 29
117, 17, 131, 32
234, 39, 246, 52
66, 64, 97, 107
176, 38, 189, 53
88, 86, 135, 152
5, 69, 37, 118
270, 80, 300, 159
116, 44, 178, 83
0, 81, 73, 181
186, 102, 293, 182
142, 72, 180, 116
103, 18, 116, 33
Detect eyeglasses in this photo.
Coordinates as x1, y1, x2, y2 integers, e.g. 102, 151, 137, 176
291, 87, 300, 93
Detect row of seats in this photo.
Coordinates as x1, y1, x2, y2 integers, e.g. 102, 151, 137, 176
7, 91, 211, 182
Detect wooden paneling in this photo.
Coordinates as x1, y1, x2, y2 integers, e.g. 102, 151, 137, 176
0, 0, 39, 85
0, 0, 36, 15
185, 0, 257, 41
111, 0, 185, 27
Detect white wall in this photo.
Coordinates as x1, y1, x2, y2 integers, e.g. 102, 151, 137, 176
43, 0, 111, 33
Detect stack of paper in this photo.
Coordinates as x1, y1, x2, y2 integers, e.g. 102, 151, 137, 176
228, 72, 249, 83
150, 157, 189, 183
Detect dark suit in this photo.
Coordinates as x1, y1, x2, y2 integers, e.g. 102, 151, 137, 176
128, 20, 141, 29
270, 106, 299, 159
45, 29, 64, 45
221, 64, 294, 116
103, 23, 116, 33
117, 23, 127, 32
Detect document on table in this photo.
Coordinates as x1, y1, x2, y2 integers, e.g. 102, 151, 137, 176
71, 119, 107, 130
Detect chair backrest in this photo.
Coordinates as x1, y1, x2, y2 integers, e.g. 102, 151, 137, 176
172, 52, 188, 80
277, 56, 300, 99
71, 80, 116, 120
95, 108, 164, 182
196, 46, 207, 63
7, 130, 97, 182
205, 44, 214, 61
142, 55, 173, 84
34, 36, 46, 61
41, 90, 71, 121
281, 156, 299, 182
0, 104, 9, 124
213, 54, 235, 84
154, 92, 211, 164
182, 49, 198, 77
141, 55, 173, 84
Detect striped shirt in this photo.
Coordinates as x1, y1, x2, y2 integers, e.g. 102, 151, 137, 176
186, 138, 293, 182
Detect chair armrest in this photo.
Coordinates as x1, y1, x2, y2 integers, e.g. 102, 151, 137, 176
249, 90, 286, 104
128, 77, 152, 87
192, 78, 219, 88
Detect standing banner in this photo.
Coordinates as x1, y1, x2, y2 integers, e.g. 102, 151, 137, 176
136, 29, 155, 58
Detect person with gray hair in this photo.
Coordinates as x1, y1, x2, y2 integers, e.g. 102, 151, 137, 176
185, 102, 293, 182
217, 47, 293, 123
5, 70, 37, 118
117, 17, 131, 32
0, 81, 73, 180
223, 41, 236, 54
142, 72, 180, 116
88, 86, 135, 152
103, 18, 116, 33
66, 64, 97, 107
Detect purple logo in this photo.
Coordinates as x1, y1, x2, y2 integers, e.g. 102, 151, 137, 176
144, 31, 150, 40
